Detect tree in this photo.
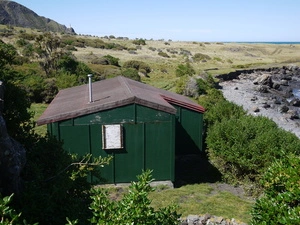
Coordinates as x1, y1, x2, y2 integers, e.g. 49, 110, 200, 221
34, 32, 64, 76
0, 40, 18, 68
0, 40, 33, 142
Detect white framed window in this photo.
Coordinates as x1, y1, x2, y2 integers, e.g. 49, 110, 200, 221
102, 124, 123, 149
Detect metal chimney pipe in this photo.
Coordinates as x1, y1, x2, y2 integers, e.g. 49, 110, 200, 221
88, 74, 93, 103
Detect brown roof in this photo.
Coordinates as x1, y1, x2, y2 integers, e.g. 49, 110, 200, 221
37, 76, 205, 125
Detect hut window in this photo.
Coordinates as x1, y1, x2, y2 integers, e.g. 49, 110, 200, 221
102, 124, 123, 149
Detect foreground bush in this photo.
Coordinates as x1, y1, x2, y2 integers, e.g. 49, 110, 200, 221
251, 154, 300, 224
206, 115, 300, 189
90, 170, 180, 225
0, 194, 37, 225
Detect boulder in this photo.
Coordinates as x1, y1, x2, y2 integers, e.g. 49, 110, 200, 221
0, 116, 26, 195
0, 82, 26, 195
290, 98, 300, 107
279, 105, 289, 113
253, 74, 273, 87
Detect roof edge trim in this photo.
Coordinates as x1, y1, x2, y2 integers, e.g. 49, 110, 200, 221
161, 95, 205, 113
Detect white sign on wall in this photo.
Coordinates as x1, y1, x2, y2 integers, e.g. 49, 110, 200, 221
102, 124, 123, 149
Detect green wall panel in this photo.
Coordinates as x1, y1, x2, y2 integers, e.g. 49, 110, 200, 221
136, 105, 172, 123
74, 105, 135, 125
89, 124, 114, 184
145, 122, 174, 181
173, 105, 204, 154
60, 125, 90, 156
114, 123, 144, 183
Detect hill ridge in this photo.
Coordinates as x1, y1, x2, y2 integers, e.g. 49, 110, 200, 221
0, 0, 75, 34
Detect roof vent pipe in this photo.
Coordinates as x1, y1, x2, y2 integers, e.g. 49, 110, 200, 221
88, 74, 93, 103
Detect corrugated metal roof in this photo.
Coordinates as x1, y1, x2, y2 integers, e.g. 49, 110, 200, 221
37, 76, 205, 125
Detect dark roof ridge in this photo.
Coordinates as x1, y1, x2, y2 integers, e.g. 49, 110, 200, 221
118, 76, 135, 95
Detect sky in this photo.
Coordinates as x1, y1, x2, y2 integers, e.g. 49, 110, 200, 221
13, 0, 300, 42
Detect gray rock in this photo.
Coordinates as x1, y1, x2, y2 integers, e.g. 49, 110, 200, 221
0, 82, 26, 195
253, 74, 273, 87
290, 98, 300, 107
279, 105, 289, 113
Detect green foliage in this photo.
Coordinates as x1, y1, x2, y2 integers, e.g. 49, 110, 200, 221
196, 74, 216, 95
122, 60, 151, 74
34, 32, 63, 76
132, 38, 146, 45
56, 72, 78, 89
175, 63, 195, 77
0, 40, 18, 68
175, 75, 189, 95
121, 68, 141, 81
57, 53, 79, 74
192, 53, 211, 62
103, 55, 120, 67
90, 170, 180, 225
0, 194, 37, 225
198, 89, 246, 128
251, 154, 300, 224
158, 51, 170, 58
206, 115, 300, 187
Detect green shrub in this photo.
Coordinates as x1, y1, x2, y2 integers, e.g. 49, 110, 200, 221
90, 170, 180, 225
201, 96, 246, 128
175, 75, 189, 95
132, 38, 146, 45
158, 51, 170, 58
16, 38, 29, 47
122, 60, 151, 74
206, 115, 300, 188
175, 63, 195, 77
251, 154, 300, 224
0, 194, 36, 225
196, 74, 216, 95
121, 68, 141, 81
193, 53, 211, 62
56, 72, 78, 89
103, 55, 120, 67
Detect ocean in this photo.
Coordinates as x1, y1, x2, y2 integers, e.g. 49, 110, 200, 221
228, 42, 300, 45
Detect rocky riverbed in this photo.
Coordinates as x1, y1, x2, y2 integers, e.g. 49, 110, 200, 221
217, 65, 300, 139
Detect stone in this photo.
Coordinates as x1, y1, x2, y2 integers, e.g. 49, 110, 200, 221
290, 98, 300, 107
255, 85, 269, 93
279, 105, 289, 113
253, 73, 273, 87
186, 215, 200, 224
0, 81, 26, 196
288, 110, 299, 119
0, 116, 26, 195
250, 96, 258, 101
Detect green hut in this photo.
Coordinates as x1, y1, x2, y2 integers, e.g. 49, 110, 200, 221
37, 76, 205, 184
